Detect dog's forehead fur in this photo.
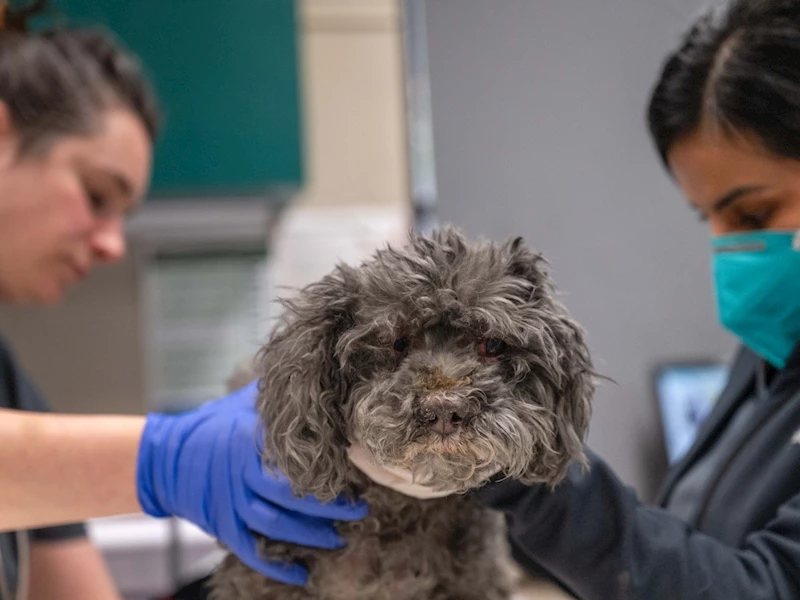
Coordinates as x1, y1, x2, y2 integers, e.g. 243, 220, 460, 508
337, 228, 553, 342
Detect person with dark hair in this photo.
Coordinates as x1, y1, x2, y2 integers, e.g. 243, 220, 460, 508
461, 1, 800, 598
0, 2, 365, 598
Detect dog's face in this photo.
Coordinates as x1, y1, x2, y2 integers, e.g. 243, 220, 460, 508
258, 228, 594, 501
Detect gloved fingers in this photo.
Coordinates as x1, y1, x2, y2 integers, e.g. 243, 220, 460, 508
244, 466, 368, 521
234, 534, 310, 585
242, 500, 346, 550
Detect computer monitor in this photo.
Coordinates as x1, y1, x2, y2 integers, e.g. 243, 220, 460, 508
653, 361, 729, 465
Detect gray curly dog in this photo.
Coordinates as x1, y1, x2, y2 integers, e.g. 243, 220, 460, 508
210, 227, 596, 600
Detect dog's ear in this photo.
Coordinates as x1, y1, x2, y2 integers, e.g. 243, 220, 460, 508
257, 267, 357, 502
505, 235, 550, 287
531, 311, 595, 485
504, 235, 595, 484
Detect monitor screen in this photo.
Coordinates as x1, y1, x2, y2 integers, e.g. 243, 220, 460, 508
654, 363, 729, 464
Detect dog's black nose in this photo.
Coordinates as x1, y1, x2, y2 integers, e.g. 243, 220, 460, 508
421, 403, 469, 436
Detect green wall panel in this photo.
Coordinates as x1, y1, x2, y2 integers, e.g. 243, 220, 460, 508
51, 0, 304, 198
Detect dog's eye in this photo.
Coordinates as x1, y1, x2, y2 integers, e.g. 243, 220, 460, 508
479, 338, 506, 359
393, 337, 409, 355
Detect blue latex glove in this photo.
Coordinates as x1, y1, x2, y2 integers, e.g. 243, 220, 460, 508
136, 381, 368, 585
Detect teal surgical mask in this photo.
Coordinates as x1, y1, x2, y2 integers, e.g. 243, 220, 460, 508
712, 230, 800, 369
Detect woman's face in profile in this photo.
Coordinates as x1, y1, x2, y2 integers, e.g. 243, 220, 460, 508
0, 107, 152, 305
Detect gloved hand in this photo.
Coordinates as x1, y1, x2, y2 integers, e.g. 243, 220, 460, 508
136, 381, 368, 585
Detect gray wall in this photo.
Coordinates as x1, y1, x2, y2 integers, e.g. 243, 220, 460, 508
424, 0, 736, 498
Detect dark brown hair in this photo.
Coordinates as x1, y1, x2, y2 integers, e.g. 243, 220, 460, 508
648, 0, 800, 168
0, 0, 160, 154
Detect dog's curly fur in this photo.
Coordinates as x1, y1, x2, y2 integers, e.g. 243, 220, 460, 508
210, 227, 595, 600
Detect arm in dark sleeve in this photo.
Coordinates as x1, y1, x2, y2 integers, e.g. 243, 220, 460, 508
0, 343, 87, 543
477, 450, 800, 600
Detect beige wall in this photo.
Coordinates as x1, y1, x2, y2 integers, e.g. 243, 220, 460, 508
0, 0, 411, 415
296, 0, 409, 208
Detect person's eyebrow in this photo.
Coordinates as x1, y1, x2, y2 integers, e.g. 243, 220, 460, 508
710, 185, 766, 213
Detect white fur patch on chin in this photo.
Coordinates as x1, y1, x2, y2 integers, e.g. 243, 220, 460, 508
347, 443, 460, 499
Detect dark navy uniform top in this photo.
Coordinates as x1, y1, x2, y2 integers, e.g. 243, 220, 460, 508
0, 337, 86, 595
478, 343, 800, 599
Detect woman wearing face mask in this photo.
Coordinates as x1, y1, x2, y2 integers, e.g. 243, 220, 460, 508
0, 3, 365, 598
468, 1, 800, 598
